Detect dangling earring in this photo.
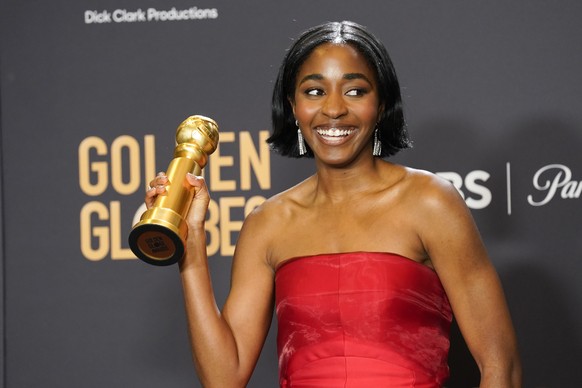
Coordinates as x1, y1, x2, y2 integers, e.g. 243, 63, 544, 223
296, 120, 307, 156
373, 127, 382, 156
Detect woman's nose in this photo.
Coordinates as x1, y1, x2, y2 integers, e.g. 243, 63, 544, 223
321, 92, 348, 118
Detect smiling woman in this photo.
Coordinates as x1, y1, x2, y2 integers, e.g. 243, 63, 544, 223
269, 20, 410, 159
290, 43, 382, 165
146, 20, 522, 387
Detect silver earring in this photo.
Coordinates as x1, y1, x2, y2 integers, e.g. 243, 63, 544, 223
296, 120, 307, 156
373, 127, 382, 156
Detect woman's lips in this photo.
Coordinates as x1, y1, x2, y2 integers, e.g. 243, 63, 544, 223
315, 127, 356, 144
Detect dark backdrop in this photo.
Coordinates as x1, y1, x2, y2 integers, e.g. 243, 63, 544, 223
1, 1, 581, 387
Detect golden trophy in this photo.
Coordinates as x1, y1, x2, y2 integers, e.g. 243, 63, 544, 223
129, 115, 219, 266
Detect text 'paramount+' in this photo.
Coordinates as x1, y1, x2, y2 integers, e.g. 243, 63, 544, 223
84, 7, 218, 24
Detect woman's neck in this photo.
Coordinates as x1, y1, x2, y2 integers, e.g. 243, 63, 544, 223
311, 157, 393, 203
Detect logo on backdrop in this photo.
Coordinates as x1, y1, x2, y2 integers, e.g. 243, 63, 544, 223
84, 6, 218, 25
77, 130, 270, 262
527, 164, 582, 206
435, 162, 581, 214
436, 170, 492, 210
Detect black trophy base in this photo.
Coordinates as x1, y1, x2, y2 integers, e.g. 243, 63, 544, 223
128, 223, 185, 266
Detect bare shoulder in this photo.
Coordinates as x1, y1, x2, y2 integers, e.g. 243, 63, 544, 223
235, 176, 315, 265
398, 166, 467, 213
399, 167, 486, 267
244, 177, 313, 226
396, 166, 478, 249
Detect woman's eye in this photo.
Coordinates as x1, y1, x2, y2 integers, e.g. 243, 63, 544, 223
306, 88, 324, 96
346, 88, 366, 96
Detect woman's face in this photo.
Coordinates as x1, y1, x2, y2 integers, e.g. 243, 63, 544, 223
291, 43, 383, 165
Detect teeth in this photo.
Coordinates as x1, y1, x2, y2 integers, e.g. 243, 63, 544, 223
317, 128, 354, 137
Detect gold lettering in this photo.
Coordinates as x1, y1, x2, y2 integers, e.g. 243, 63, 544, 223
209, 131, 236, 191
219, 196, 245, 256
110, 201, 135, 259
80, 201, 109, 261
240, 131, 271, 190
79, 137, 108, 196
205, 199, 220, 256
244, 196, 266, 216
111, 135, 141, 195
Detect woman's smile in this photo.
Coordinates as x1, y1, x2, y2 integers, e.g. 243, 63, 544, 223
315, 126, 357, 144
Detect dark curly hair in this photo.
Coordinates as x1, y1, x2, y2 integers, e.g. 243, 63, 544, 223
267, 20, 411, 158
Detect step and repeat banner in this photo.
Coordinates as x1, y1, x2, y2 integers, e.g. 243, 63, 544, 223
1, 1, 581, 387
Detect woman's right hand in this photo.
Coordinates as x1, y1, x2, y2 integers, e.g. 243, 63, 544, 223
145, 172, 169, 209
184, 173, 211, 228
145, 171, 211, 229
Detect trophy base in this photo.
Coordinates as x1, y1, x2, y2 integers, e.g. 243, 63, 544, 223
128, 223, 185, 266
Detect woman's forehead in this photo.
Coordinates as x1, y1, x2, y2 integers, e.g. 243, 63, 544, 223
298, 43, 373, 74
295, 43, 377, 85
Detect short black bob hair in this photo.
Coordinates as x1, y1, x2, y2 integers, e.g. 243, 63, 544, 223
267, 20, 411, 158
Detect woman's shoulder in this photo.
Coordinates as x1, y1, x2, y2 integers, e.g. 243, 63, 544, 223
236, 177, 315, 265
243, 176, 315, 226
395, 165, 465, 209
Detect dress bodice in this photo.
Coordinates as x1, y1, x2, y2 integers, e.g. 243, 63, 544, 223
275, 251, 452, 387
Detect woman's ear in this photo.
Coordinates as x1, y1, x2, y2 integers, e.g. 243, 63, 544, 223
376, 103, 385, 124
288, 96, 296, 116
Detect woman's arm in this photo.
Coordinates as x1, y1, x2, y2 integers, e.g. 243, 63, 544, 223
148, 173, 274, 387
416, 175, 522, 387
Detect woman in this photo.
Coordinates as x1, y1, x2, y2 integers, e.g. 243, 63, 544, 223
146, 21, 521, 387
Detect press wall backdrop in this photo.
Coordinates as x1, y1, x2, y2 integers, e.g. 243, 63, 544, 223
1, 1, 581, 387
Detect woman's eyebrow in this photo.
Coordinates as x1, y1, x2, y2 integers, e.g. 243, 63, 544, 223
298, 72, 372, 85
343, 72, 372, 84
298, 73, 324, 85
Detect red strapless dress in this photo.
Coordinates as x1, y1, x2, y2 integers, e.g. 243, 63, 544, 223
275, 252, 452, 388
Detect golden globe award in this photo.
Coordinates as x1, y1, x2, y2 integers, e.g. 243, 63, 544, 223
128, 115, 219, 266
